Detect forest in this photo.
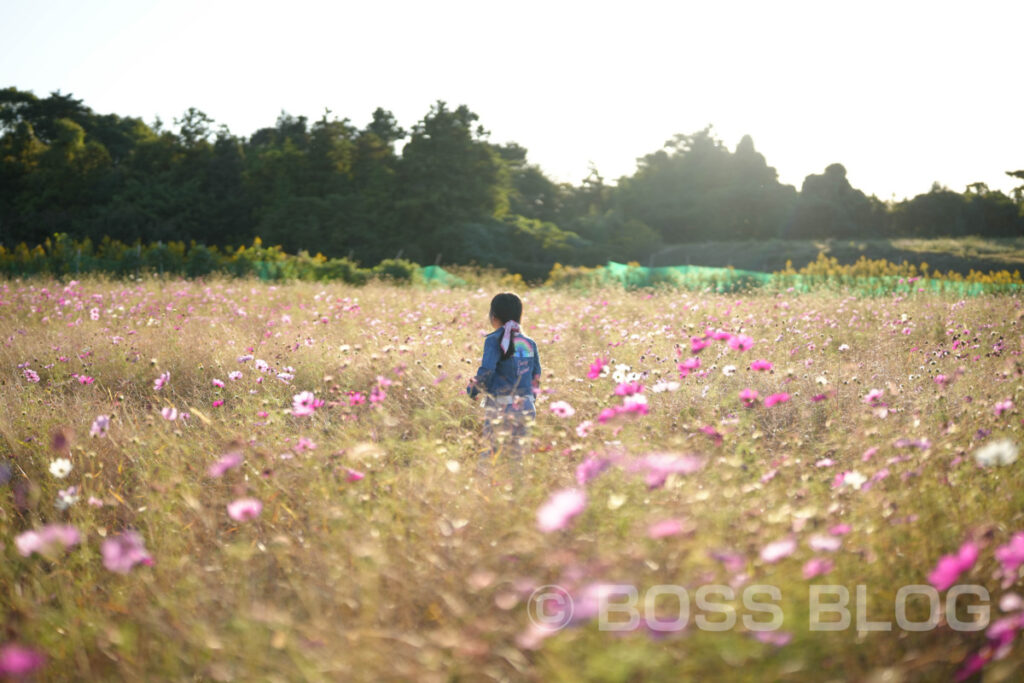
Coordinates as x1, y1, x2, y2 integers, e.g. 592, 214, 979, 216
2, 87, 1022, 276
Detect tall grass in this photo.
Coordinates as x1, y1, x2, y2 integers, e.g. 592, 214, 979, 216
1, 277, 1022, 680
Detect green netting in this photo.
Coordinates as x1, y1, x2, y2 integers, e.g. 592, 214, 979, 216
418, 265, 467, 287
602, 261, 1023, 296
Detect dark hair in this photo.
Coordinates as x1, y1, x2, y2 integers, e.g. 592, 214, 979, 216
490, 293, 523, 360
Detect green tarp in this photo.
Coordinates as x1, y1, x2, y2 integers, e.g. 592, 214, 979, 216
602, 261, 1022, 296
418, 265, 467, 287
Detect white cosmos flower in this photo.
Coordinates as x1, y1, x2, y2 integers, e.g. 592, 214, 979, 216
49, 458, 72, 478
722, 365, 737, 376
974, 439, 1019, 467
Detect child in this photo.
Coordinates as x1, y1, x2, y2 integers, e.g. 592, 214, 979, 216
467, 293, 541, 464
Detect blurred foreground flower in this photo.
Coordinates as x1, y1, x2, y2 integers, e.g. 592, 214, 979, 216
760, 538, 796, 563
208, 452, 243, 477
15, 524, 81, 557
102, 531, 153, 573
928, 541, 978, 591
227, 498, 263, 521
537, 489, 586, 532
0, 643, 45, 677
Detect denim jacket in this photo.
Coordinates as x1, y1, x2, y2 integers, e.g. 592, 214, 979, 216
467, 328, 541, 398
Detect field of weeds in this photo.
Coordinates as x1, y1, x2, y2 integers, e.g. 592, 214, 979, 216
1, 277, 1023, 681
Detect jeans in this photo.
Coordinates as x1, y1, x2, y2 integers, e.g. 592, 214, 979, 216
480, 395, 536, 464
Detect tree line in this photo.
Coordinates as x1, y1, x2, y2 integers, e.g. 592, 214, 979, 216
2, 87, 1022, 277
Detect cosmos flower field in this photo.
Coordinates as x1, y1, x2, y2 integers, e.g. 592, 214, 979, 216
2, 277, 1023, 681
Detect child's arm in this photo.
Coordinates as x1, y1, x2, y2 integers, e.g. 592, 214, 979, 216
467, 336, 500, 398
531, 341, 542, 390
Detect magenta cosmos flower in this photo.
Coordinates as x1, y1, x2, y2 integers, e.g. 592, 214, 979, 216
102, 531, 153, 573
764, 392, 790, 407
537, 489, 587, 533
586, 357, 607, 379
0, 643, 46, 677
227, 498, 263, 521
928, 541, 979, 591
739, 388, 759, 407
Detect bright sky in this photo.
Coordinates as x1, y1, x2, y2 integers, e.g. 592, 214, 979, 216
3, 0, 1022, 200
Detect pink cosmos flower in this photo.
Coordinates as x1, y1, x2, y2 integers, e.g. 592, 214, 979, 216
212, 399, 224, 407
829, 524, 853, 536
995, 533, 1024, 576
710, 549, 747, 574
764, 392, 790, 407
575, 420, 594, 438
14, 524, 81, 557
208, 452, 243, 477
614, 381, 643, 396
802, 557, 835, 579
728, 334, 754, 351
537, 489, 587, 532
294, 437, 316, 452
630, 453, 704, 488
808, 534, 842, 552
753, 630, 793, 647
161, 407, 178, 421
710, 328, 732, 341
928, 541, 979, 591
863, 389, 884, 405
739, 388, 759, 408
346, 468, 365, 482
0, 644, 46, 677
620, 394, 649, 416
75, 374, 94, 384
550, 400, 575, 417
211, 378, 225, 388
291, 391, 324, 416
994, 400, 1014, 417
576, 456, 611, 486
934, 374, 951, 388
102, 531, 153, 573
648, 519, 687, 539
90, 414, 110, 437
227, 498, 263, 522
23, 367, 40, 383
677, 357, 701, 377
369, 386, 386, 404
228, 371, 243, 381
586, 357, 608, 379
348, 391, 366, 406
153, 371, 170, 392
750, 359, 773, 371
760, 538, 797, 563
